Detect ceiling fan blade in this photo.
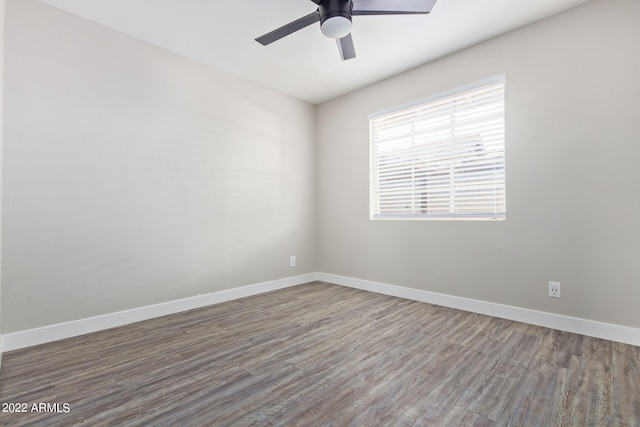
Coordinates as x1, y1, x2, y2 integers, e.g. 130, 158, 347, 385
337, 34, 356, 61
352, 0, 437, 15
255, 12, 320, 45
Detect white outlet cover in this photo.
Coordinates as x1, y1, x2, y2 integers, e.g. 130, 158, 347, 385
548, 281, 561, 298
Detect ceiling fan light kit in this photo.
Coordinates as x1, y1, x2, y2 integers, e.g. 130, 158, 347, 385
320, 16, 352, 39
256, 0, 437, 61
319, 0, 353, 39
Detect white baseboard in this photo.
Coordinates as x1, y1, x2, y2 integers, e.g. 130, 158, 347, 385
318, 272, 640, 347
1, 273, 318, 352
3, 271, 639, 352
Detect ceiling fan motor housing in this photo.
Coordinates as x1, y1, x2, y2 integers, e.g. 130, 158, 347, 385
319, 0, 353, 24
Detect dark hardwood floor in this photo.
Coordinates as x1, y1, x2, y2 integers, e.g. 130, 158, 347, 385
0, 281, 638, 426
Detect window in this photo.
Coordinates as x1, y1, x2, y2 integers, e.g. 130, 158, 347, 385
369, 76, 506, 220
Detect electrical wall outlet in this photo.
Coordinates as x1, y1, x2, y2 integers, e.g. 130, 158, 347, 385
548, 281, 561, 298
290, 256, 296, 268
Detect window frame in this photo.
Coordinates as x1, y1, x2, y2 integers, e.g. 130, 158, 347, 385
369, 75, 506, 221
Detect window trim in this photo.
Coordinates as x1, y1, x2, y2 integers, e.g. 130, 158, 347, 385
369, 75, 506, 221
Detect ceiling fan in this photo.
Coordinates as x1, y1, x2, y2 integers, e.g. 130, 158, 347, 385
256, 0, 438, 61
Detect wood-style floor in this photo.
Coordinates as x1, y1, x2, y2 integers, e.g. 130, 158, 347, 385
0, 282, 638, 426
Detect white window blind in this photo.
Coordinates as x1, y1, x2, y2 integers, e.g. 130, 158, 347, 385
369, 77, 506, 220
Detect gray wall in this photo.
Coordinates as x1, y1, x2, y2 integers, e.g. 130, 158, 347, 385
316, 0, 640, 328
0, 0, 5, 366
1, 0, 316, 333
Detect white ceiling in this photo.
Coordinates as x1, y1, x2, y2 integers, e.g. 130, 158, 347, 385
37, 0, 591, 104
